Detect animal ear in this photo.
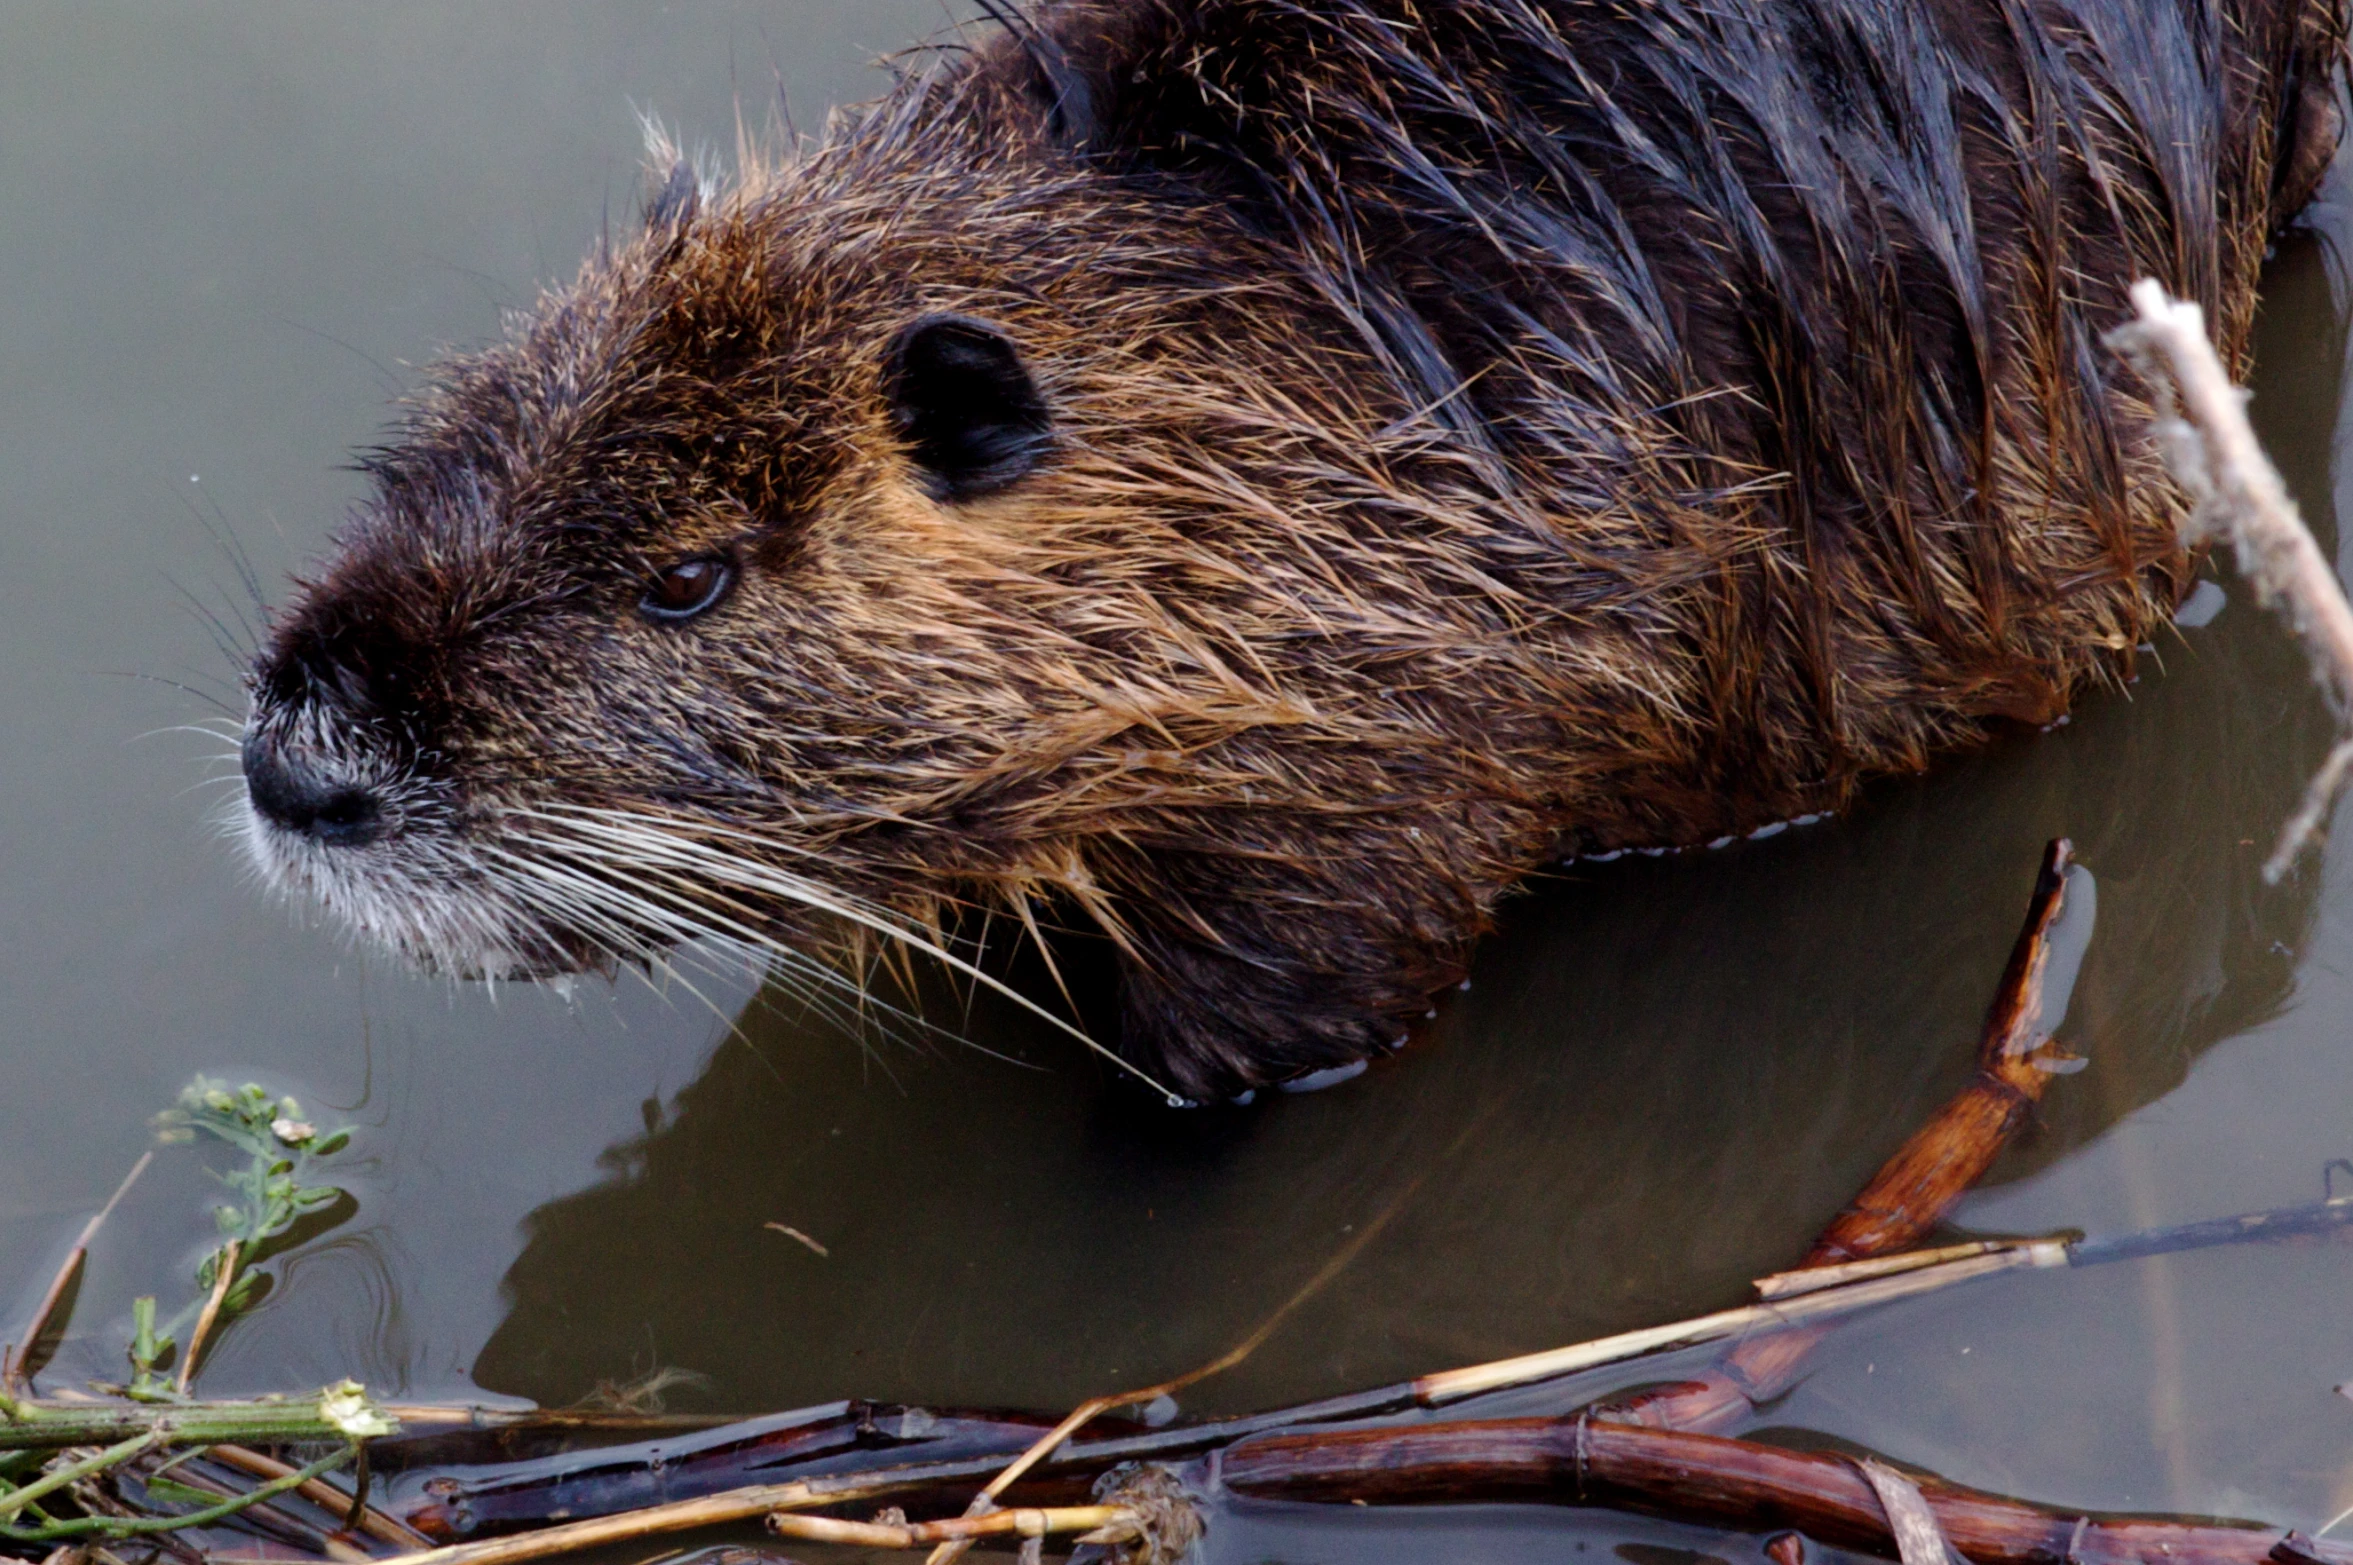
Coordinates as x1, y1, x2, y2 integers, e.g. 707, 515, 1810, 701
884, 315, 1053, 501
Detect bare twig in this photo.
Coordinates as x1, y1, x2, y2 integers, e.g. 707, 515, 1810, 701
761, 1225, 827, 1258
2108, 279, 2353, 879
1808, 838, 2081, 1264
1752, 1239, 2029, 1301
350, 1479, 911, 1565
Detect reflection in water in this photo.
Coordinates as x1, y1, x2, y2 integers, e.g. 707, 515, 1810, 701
474, 234, 2347, 1454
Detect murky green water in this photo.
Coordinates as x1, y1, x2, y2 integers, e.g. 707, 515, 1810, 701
7, 4, 2353, 1559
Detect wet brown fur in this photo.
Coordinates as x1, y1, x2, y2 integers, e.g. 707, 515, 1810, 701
242, 0, 2348, 1098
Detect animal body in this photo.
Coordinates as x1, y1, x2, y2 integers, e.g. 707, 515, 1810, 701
239, 0, 2347, 1099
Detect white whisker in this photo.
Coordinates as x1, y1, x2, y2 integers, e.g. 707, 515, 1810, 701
482, 844, 938, 1048
508, 809, 1174, 1096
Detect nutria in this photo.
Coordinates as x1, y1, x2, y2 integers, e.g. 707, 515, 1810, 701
237, 0, 2348, 1101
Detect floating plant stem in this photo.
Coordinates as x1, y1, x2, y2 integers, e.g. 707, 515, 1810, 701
0, 1431, 162, 1521
0, 1444, 356, 1546
0, 1382, 397, 1452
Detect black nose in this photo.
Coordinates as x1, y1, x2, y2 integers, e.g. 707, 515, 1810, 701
243, 734, 384, 847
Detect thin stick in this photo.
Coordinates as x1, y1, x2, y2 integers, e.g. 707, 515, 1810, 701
177, 1238, 240, 1397
359, 1479, 899, 1565
5, 1151, 155, 1392
1752, 1239, 2034, 1301
1410, 1241, 2067, 1405
765, 1504, 1135, 1548
2108, 279, 2353, 879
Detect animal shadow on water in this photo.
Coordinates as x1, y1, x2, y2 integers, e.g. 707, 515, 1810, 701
467, 227, 2348, 1425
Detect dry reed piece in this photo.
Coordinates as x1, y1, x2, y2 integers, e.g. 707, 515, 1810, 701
765, 1503, 1135, 1550
2108, 279, 2353, 880
344, 1466, 1052, 1565
177, 1237, 241, 1396
1407, 1239, 2065, 1405
2, 1151, 153, 1392
363, 1485, 841, 1565
1751, 1239, 2029, 1301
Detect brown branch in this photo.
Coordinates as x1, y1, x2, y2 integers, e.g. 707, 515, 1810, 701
1806, 838, 2079, 1265
1219, 1415, 2348, 1565
1591, 840, 2080, 1432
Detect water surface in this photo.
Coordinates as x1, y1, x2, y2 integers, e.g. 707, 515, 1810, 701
5, 4, 2353, 1557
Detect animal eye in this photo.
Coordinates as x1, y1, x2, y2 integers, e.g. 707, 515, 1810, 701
640, 555, 734, 623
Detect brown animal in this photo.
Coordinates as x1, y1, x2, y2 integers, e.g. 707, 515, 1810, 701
238, 0, 2348, 1101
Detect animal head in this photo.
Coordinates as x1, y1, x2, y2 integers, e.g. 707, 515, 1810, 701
235, 113, 1433, 1090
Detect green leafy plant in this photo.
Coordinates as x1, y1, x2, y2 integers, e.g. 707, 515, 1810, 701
129, 1080, 356, 1398
0, 1079, 390, 1551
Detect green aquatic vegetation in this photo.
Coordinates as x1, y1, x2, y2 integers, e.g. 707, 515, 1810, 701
0, 1384, 384, 1546
133, 1078, 357, 1397
0, 1078, 393, 1551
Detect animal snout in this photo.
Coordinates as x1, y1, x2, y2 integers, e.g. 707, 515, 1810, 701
242, 732, 384, 847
